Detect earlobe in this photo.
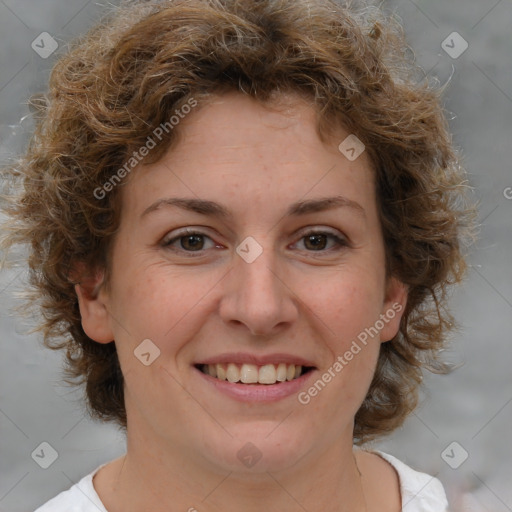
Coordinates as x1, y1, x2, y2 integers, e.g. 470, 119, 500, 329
74, 272, 114, 344
379, 277, 408, 343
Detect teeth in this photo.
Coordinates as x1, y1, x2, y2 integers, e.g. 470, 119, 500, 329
276, 363, 287, 382
226, 363, 240, 383
258, 364, 277, 384
217, 364, 227, 380
201, 363, 305, 384
240, 364, 259, 384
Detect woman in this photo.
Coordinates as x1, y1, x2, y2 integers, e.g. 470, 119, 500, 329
1, 0, 475, 510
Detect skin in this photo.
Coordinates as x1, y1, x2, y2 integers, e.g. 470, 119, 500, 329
76, 91, 406, 512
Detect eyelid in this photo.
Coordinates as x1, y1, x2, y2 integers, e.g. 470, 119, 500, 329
294, 225, 349, 243
162, 227, 206, 241
295, 225, 345, 238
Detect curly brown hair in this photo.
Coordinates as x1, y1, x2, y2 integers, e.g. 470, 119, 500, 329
0, 0, 475, 443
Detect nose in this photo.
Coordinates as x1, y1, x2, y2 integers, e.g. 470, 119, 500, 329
219, 247, 299, 337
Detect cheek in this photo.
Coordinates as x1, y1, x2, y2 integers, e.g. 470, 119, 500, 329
304, 271, 383, 393
108, 266, 204, 347
311, 270, 385, 339
110, 261, 232, 366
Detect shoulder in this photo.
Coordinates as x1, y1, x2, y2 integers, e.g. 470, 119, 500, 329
34, 465, 107, 512
372, 450, 450, 512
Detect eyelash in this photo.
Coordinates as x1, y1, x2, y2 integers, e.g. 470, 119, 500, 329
160, 228, 349, 257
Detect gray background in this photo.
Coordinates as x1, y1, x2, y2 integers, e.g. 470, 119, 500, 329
0, 0, 511, 511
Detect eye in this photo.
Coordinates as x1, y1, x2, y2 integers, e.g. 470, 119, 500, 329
160, 227, 349, 256
293, 230, 349, 252
161, 229, 219, 253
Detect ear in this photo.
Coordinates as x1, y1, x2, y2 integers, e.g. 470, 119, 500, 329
73, 266, 114, 344
379, 276, 408, 343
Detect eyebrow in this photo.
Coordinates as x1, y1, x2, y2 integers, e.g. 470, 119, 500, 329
141, 195, 366, 219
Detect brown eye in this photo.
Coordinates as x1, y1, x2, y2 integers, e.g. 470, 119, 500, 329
180, 234, 205, 251
304, 233, 329, 251
293, 230, 349, 253
162, 230, 217, 254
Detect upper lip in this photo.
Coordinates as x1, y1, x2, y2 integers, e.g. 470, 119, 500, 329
195, 352, 316, 367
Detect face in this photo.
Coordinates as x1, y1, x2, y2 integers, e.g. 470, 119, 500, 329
78, 91, 406, 474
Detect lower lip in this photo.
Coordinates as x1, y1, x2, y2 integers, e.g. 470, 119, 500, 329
194, 366, 316, 403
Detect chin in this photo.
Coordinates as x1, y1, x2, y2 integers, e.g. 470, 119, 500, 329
201, 423, 314, 474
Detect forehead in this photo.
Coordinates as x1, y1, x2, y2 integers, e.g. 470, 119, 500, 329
171, 90, 363, 161
120, 91, 376, 221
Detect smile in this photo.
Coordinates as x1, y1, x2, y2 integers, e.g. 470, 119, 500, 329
197, 363, 313, 385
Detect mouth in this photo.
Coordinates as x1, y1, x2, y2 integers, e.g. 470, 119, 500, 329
195, 363, 316, 385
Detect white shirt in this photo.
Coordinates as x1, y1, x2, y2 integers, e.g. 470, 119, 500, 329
34, 451, 449, 511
